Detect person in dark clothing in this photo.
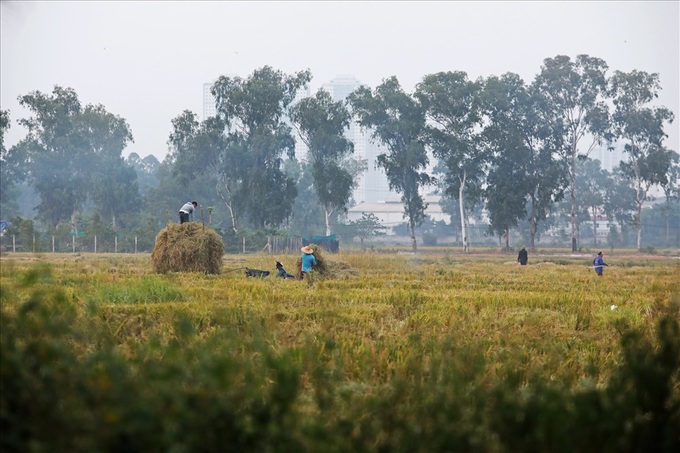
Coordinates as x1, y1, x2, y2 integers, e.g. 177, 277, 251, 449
593, 251, 608, 276
276, 261, 295, 279
179, 201, 197, 224
517, 247, 528, 265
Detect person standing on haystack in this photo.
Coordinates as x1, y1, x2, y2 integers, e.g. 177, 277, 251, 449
179, 201, 198, 224
300, 245, 317, 279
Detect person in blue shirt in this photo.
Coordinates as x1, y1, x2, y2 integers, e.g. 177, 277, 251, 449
593, 251, 608, 276
300, 246, 317, 279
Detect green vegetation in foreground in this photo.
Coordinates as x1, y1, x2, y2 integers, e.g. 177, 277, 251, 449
1, 252, 679, 452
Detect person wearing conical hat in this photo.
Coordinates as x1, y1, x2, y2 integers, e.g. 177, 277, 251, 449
300, 245, 317, 280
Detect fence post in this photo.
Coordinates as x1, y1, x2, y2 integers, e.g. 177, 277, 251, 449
135, 236, 138, 254
12, 235, 15, 253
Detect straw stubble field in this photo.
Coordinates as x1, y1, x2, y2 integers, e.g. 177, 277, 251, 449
1, 250, 679, 451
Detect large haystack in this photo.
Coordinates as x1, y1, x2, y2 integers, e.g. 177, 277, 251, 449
152, 223, 224, 274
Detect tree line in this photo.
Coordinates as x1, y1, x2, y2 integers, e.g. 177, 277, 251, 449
1, 55, 678, 253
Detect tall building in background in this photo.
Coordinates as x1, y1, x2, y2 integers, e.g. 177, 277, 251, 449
203, 74, 238, 120
291, 85, 311, 161
203, 82, 217, 120
592, 142, 627, 172
321, 75, 392, 204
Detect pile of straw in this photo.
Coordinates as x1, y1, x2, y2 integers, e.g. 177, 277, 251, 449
151, 223, 224, 274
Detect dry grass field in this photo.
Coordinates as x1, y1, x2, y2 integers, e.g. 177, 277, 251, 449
1, 249, 679, 451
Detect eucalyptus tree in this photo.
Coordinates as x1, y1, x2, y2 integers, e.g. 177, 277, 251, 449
14, 86, 136, 229
659, 152, 679, 245
415, 71, 484, 252
0, 109, 23, 209
602, 166, 637, 247
480, 73, 566, 251
0, 108, 13, 209
282, 158, 325, 236
348, 76, 432, 253
210, 66, 311, 229
484, 144, 530, 251
82, 104, 139, 229
533, 55, 610, 252
609, 69, 676, 250
167, 111, 234, 230
436, 189, 462, 243
127, 152, 160, 195
13, 87, 88, 227
290, 89, 355, 235
0, 110, 8, 149
575, 159, 610, 246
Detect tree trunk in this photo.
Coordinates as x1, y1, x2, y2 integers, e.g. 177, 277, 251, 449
635, 164, 643, 251
529, 195, 537, 252
459, 171, 467, 253
226, 202, 238, 234
505, 227, 510, 251
570, 172, 577, 253
410, 220, 417, 253
636, 199, 643, 251
112, 213, 117, 230
592, 208, 597, 246
665, 202, 670, 246
324, 207, 333, 236
217, 182, 238, 234
570, 137, 578, 253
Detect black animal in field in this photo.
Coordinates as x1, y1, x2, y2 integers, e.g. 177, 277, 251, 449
244, 262, 295, 279
245, 267, 270, 278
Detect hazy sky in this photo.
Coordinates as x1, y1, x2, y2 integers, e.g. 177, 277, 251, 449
2, 1, 678, 160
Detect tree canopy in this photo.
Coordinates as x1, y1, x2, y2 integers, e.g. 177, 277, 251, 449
609, 69, 676, 250
533, 55, 611, 252
290, 89, 356, 235
349, 77, 432, 252
416, 71, 485, 252
2, 59, 677, 251
13, 86, 137, 229
210, 66, 311, 229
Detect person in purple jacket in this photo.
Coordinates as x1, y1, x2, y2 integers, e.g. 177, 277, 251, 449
593, 251, 608, 276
